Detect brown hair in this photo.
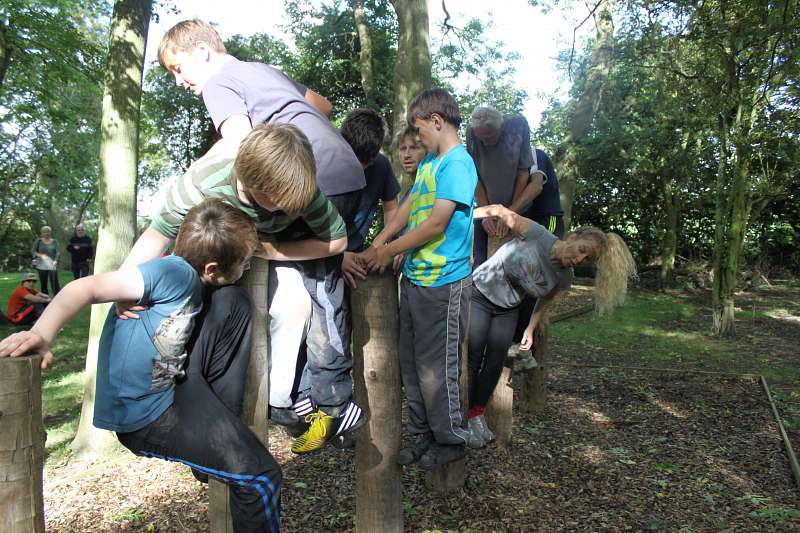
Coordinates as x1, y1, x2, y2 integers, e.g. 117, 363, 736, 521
393, 125, 419, 150
173, 198, 257, 276
234, 123, 317, 216
406, 88, 462, 128
568, 227, 637, 315
158, 19, 226, 68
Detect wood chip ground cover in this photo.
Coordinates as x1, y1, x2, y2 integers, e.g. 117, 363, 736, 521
44, 367, 799, 532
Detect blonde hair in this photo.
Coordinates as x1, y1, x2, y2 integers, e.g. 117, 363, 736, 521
234, 123, 317, 216
158, 19, 226, 68
470, 106, 504, 131
569, 227, 637, 315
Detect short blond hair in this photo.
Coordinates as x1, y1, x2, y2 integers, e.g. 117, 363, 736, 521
158, 19, 226, 68
234, 124, 317, 216
470, 106, 503, 131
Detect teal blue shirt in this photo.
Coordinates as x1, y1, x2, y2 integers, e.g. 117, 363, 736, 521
93, 255, 202, 433
403, 144, 478, 287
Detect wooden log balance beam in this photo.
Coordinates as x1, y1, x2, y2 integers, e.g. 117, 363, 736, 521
0, 354, 45, 533
209, 257, 270, 532
351, 272, 403, 532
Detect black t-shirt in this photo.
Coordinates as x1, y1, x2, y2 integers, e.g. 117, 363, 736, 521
525, 149, 564, 218
347, 154, 400, 252
68, 235, 93, 262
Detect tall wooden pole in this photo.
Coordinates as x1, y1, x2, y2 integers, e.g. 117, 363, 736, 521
351, 272, 403, 532
0, 355, 45, 532
209, 257, 270, 531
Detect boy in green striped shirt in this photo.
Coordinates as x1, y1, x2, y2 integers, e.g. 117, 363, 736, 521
121, 124, 366, 453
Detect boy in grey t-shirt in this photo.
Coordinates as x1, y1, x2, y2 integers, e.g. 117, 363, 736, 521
157, 20, 367, 453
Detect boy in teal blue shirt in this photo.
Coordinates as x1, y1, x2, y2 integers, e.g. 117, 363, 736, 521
362, 88, 477, 469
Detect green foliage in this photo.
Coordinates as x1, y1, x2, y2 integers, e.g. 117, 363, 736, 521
749, 506, 800, 523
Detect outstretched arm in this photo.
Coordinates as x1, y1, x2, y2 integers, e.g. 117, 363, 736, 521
473, 204, 533, 238
0, 269, 145, 368
520, 287, 559, 351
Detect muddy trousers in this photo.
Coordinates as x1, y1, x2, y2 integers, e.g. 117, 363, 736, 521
468, 288, 519, 408
399, 276, 471, 445
118, 286, 282, 533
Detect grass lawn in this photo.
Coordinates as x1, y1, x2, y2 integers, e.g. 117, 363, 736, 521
0, 271, 91, 469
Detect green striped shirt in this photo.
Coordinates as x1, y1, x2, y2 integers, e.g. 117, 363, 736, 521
150, 153, 346, 242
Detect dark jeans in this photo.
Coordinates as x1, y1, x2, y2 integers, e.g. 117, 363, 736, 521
117, 286, 282, 533
468, 288, 519, 408
37, 269, 60, 295
399, 276, 471, 445
72, 261, 90, 280
11, 302, 46, 326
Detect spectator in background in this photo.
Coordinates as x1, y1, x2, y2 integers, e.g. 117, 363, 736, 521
6, 272, 50, 326
32, 226, 60, 295
67, 223, 94, 280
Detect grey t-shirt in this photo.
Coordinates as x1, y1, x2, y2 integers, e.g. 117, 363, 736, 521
473, 220, 572, 309
466, 114, 534, 206
202, 59, 366, 196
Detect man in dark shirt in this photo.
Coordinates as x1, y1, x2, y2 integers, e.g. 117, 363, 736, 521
67, 224, 93, 279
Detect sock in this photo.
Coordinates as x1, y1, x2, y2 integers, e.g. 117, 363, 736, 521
293, 396, 316, 416
467, 405, 486, 419
335, 401, 363, 435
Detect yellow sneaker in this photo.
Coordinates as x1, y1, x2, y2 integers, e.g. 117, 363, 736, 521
291, 410, 334, 454
290, 402, 366, 454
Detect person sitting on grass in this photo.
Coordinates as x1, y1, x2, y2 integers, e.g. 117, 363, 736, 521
6, 272, 51, 326
361, 88, 478, 470
465, 203, 637, 449
0, 199, 282, 533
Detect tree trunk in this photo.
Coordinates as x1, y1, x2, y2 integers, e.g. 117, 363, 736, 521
209, 258, 270, 532
351, 0, 375, 107
555, 0, 614, 229
485, 365, 513, 447
659, 177, 679, 289
389, 0, 432, 175
71, 0, 152, 459
351, 272, 403, 533
0, 355, 44, 533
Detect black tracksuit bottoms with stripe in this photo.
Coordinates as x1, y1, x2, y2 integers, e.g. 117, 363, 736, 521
399, 275, 472, 445
117, 285, 282, 533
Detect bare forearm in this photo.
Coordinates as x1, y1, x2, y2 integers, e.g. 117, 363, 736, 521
31, 280, 95, 343
121, 227, 172, 270
509, 171, 543, 214
384, 217, 445, 258
261, 236, 347, 261
373, 199, 410, 247
529, 290, 559, 327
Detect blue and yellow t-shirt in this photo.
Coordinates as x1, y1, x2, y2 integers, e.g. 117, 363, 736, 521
403, 144, 478, 287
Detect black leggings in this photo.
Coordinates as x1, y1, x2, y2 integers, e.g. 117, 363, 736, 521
37, 269, 60, 295
117, 286, 282, 533
468, 288, 519, 408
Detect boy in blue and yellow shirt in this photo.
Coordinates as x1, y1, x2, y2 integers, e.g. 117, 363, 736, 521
362, 88, 477, 469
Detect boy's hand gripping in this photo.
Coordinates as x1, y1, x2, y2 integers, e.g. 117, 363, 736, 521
0, 330, 54, 369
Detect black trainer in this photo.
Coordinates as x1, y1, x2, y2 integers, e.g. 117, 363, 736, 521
417, 443, 465, 470
397, 433, 433, 466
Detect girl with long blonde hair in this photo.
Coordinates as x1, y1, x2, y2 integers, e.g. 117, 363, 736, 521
466, 204, 637, 448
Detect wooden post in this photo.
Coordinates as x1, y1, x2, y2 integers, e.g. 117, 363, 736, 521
351, 272, 403, 533
209, 257, 270, 532
522, 325, 548, 414
0, 355, 45, 533
485, 364, 513, 448
426, 314, 470, 493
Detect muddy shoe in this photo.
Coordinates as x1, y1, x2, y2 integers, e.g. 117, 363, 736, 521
417, 443, 466, 470
291, 401, 366, 454
397, 433, 432, 466
466, 418, 487, 449
472, 414, 495, 444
